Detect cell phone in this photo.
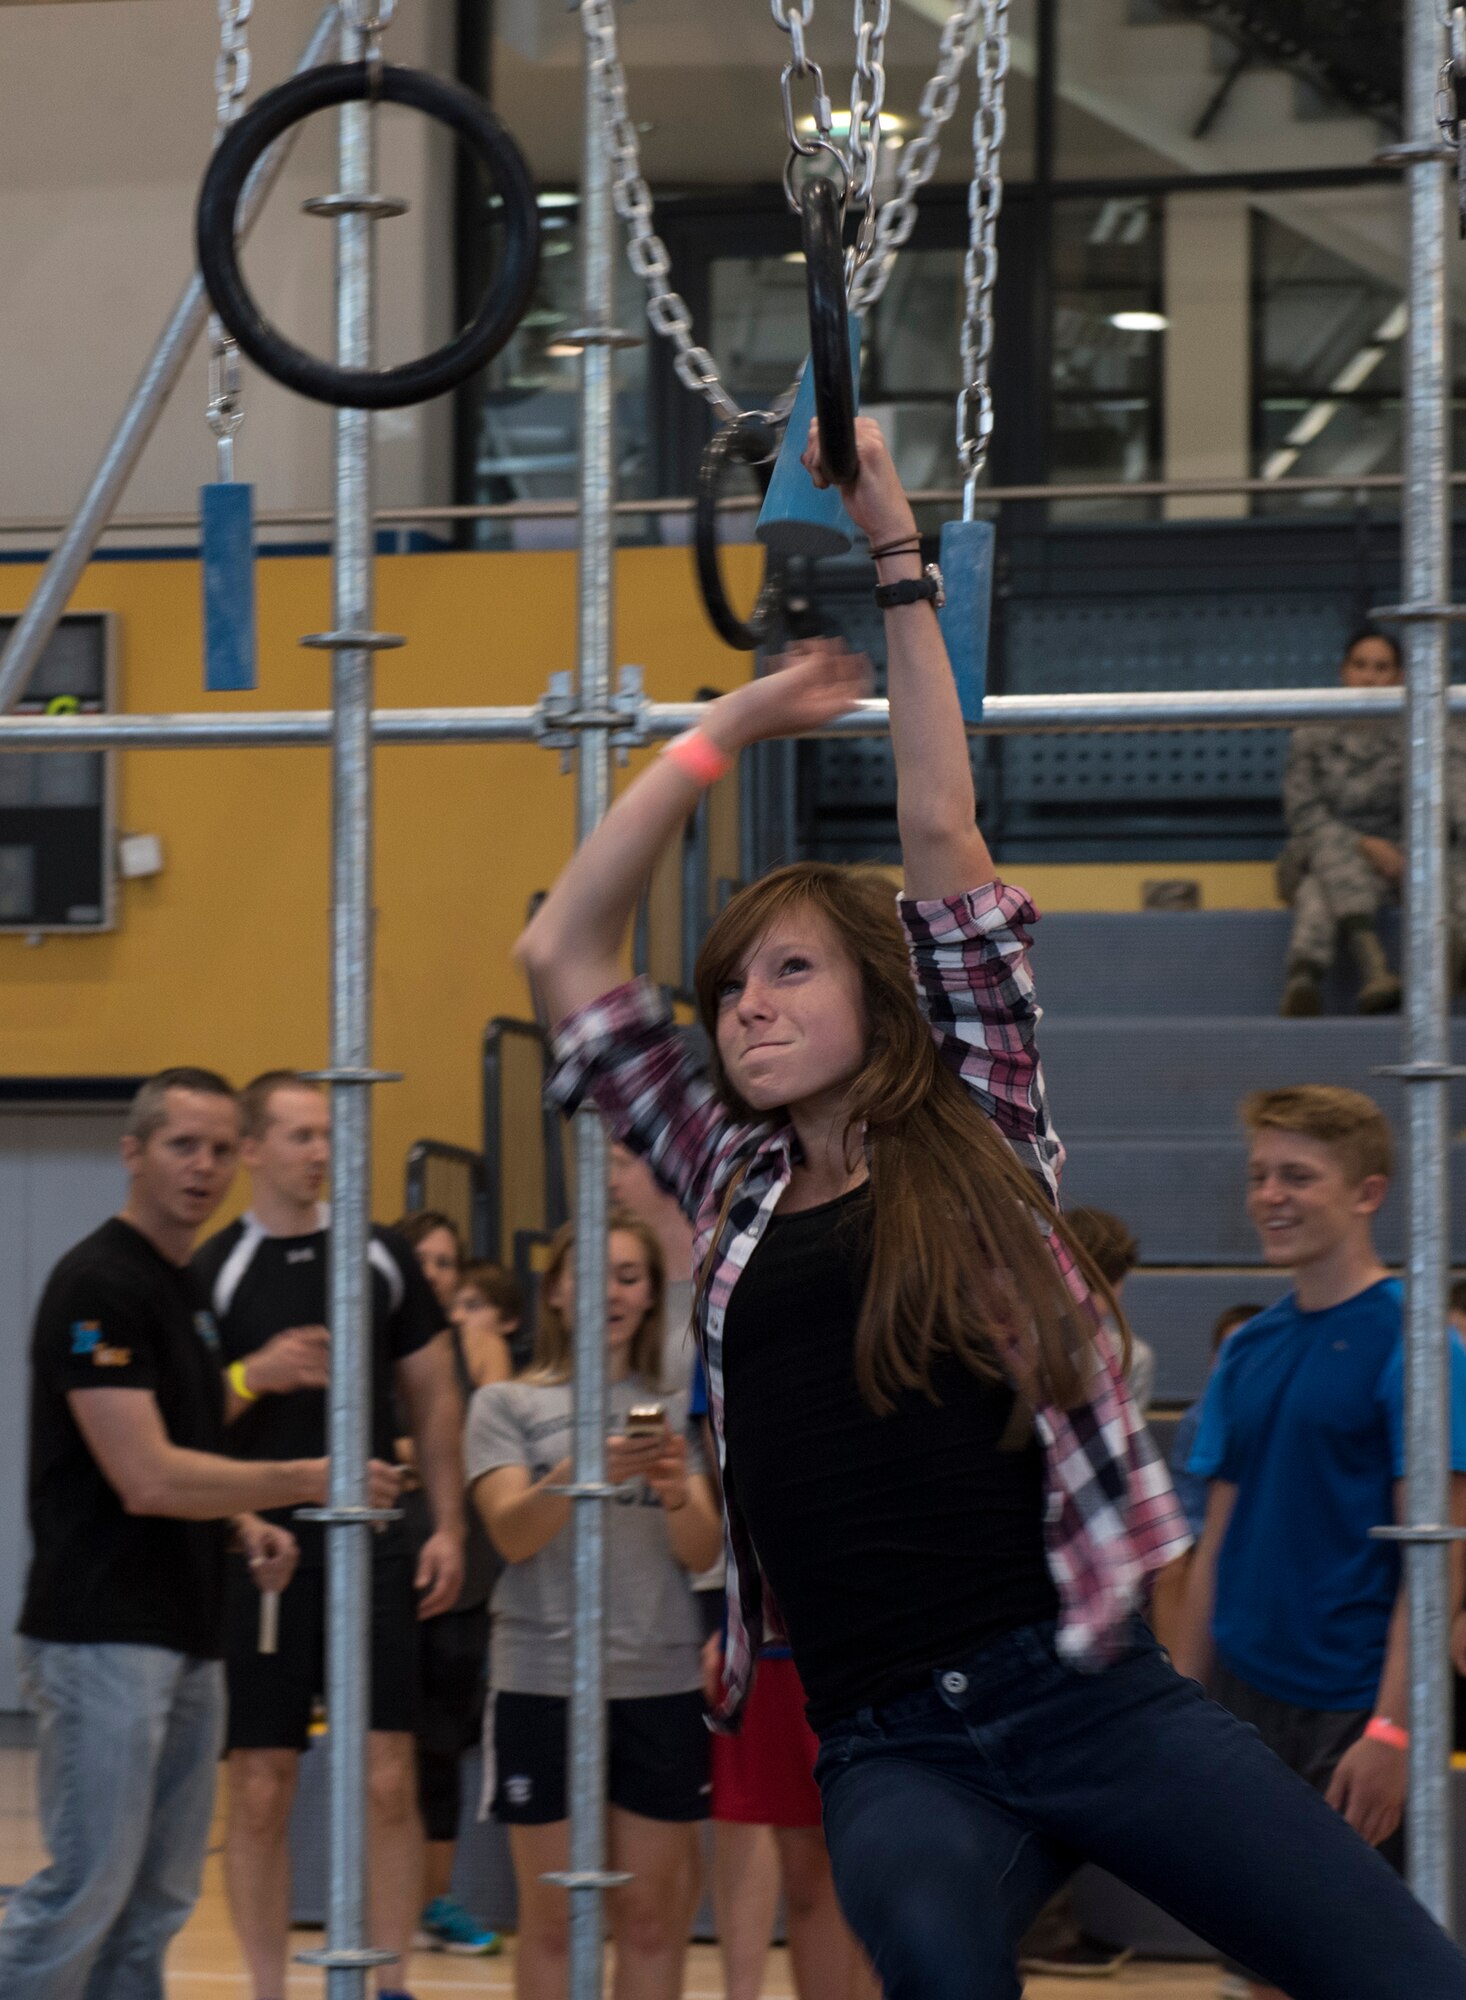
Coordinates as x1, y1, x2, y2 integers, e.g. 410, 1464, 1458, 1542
625, 1402, 666, 1439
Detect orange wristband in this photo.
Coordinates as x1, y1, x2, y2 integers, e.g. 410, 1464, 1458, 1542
663, 727, 733, 787
1364, 1717, 1409, 1751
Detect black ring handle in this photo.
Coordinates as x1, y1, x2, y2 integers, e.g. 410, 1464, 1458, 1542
694, 414, 782, 652
196, 63, 540, 409
800, 176, 858, 487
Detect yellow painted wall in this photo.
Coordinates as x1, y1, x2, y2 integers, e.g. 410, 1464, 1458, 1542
0, 545, 763, 1217
2, 544, 1286, 1218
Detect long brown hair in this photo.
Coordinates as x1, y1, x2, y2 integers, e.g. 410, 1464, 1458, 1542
526, 1211, 667, 1388
694, 863, 1130, 1414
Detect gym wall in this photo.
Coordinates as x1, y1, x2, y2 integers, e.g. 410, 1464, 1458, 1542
0, 544, 760, 1217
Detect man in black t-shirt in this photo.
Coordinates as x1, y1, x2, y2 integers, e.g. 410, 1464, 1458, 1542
193, 1069, 466, 2000
0, 1067, 370, 2000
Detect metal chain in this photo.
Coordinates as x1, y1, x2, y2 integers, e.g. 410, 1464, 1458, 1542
848, 0, 987, 311
582, 0, 743, 421
207, 0, 254, 476
772, 0, 847, 212
847, 0, 892, 271
956, 0, 1010, 508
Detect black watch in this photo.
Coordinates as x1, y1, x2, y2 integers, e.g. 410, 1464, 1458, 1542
874, 562, 945, 611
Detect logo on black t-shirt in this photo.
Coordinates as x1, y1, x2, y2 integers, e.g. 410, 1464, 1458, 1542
194, 1311, 221, 1352
70, 1321, 133, 1369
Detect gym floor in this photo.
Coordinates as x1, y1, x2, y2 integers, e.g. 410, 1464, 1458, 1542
0, 1747, 1218, 1995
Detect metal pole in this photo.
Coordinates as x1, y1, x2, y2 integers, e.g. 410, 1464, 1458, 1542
0, 4, 340, 717
563, 20, 619, 1999
2, 684, 1461, 752
1397, 0, 1455, 1927
322, 15, 380, 2000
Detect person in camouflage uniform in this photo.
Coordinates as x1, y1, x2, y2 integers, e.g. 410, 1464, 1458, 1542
1278, 625, 1466, 1016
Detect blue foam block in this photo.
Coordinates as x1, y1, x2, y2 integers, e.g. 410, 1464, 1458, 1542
938, 517, 993, 722
202, 481, 257, 692
756, 316, 862, 560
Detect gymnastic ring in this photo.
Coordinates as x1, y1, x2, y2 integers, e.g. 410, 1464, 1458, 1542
196, 63, 540, 409
694, 413, 782, 652
800, 174, 858, 488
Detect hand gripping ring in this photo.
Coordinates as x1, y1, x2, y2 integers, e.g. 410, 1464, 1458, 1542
695, 413, 782, 652
800, 175, 858, 487
196, 63, 540, 409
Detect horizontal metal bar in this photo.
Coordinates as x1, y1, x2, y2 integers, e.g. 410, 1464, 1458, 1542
0, 472, 1461, 543
0, 685, 1434, 752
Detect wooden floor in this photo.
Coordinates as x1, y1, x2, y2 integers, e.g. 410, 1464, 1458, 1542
0, 1747, 1221, 1997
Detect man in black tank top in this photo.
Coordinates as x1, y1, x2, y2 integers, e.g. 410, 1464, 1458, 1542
192, 1071, 466, 2000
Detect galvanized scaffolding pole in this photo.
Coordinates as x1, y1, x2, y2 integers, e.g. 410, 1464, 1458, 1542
1379, 0, 1460, 1927
559, 17, 623, 2000
294, 12, 394, 1999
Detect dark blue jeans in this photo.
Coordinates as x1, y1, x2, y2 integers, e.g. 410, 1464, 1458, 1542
814, 1620, 1466, 2000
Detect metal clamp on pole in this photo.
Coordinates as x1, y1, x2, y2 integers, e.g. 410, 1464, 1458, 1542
534, 666, 650, 760
1371, 1525, 1466, 1542
196, 63, 540, 407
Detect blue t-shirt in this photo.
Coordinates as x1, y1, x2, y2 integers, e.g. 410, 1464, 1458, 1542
1168, 1398, 1209, 1541
1189, 1277, 1466, 1709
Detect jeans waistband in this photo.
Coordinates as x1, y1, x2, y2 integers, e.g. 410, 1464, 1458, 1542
819, 1618, 1074, 1742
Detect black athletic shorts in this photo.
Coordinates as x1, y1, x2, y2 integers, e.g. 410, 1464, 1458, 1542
1211, 1658, 1404, 1976
492, 1687, 710, 1825
223, 1548, 420, 1752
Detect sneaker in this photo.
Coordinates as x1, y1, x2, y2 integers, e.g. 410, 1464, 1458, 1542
1019, 1935, 1134, 1978
418, 1896, 503, 1956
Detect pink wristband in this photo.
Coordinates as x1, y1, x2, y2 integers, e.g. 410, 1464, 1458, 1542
663, 726, 733, 787
1364, 1717, 1409, 1751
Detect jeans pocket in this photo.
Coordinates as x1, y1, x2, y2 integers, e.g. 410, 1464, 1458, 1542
813, 1731, 856, 1793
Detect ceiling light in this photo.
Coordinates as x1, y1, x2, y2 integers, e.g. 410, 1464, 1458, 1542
1374, 302, 1408, 342
1109, 310, 1168, 333
1330, 345, 1386, 395
1286, 399, 1341, 449
782, 251, 807, 265
796, 110, 910, 139
537, 192, 578, 210
546, 342, 581, 359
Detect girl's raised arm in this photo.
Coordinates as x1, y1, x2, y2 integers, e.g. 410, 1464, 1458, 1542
805, 418, 995, 903
516, 645, 869, 1029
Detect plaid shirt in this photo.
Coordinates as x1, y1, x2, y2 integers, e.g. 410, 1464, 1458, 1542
546, 878, 1191, 1724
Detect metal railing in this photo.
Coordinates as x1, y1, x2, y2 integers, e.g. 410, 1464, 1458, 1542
401, 1139, 490, 1258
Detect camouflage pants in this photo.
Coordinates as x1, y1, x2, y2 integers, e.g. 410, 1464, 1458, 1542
1281, 822, 1466, 968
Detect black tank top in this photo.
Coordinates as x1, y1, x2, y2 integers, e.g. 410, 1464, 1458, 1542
720, 1184, 1058, 1730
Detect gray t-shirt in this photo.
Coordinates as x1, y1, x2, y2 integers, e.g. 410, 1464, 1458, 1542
466, 1373, 707, 1701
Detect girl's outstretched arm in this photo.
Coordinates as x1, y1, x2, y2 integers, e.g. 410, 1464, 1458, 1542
516, 642, 870, 1028
805, 417, 995, 902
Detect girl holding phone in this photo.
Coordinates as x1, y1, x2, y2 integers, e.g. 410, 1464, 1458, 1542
468, 1214, 721, 2000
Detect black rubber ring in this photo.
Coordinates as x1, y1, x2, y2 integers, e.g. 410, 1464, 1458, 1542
196, 63, 540, 409
800, 176, 857, 487
694, 415, 782, 652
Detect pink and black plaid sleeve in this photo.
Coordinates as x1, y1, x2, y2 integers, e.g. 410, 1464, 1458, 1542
899, 880, 1063, 1202
545, 977, 758, 1228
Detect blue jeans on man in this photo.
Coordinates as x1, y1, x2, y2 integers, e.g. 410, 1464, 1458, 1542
816, 1619, 1466, 2000
0, 1639, 225, 1999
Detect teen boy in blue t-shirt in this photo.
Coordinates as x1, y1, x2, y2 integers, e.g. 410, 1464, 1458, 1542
1177, 1085, 1466, 1998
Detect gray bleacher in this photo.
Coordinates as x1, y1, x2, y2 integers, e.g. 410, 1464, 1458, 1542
1031, 905, 1457, 1411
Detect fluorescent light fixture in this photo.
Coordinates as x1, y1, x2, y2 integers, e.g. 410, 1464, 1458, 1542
1330, 344, 1386, 395
546, 341, 581, 358
537, 192, 578, 210
797, 110, 909, 138
1374, 302, 1408, 342
1263, 446, 1301, 481
782, 251, 807, 265
1109, 310, 1168, 333
1286, 399, 1341, 449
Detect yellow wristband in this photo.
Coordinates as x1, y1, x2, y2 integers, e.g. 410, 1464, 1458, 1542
227, 1358, 258, 1404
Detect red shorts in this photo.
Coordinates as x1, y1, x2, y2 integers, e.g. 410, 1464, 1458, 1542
711, 1653, 823, 1829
